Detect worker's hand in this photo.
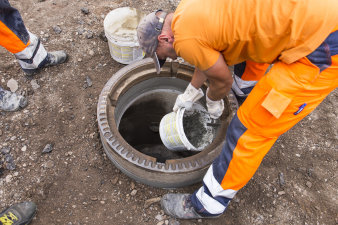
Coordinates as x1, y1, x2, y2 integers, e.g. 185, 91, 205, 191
173, 83, 204, 112
206, 88, 224, 119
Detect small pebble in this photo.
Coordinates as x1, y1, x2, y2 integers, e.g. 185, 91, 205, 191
278, 172, 285, 187
30, 79, 40, 90
155, 214, 164, 221
53, 25, 62, 34
86, 76, 92, 87
144, 197, 161, 208
21, 146, 27, 152
306, 181, 312, 188
99, 31, 107, 42
131, 190, 137, 196
81, 7, 89, 15
168, 218, 180, 225
1, 147, 11, 154
86, 31, 93, 39
7, 78, 18, 92
45, 160, 55, 169
42, 144, 53, 153
278, 191, 285, 195
77, 28, 85, 35
6, 161, 16, 171
5, 154, 13, 163
111, 177, 119, 185
130, 182, 135, 190
5, 175, 13, 183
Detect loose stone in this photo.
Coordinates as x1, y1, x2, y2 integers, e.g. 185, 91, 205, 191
279, 172, 285, 187
53, 25, 62, 34
155, 214, 164, 221
5, 174, 13, 183
81, 7, 89, 15
86, 76, 92, 87
42, 143, 53, 153
86, 31, 93, 39
7, 78, 18, 92
1, 147, 11, 155
45, 160, 55, 168
30, 79, 40, 90
131, 190, 137, 196
144, 197, 161, 208
21, 146, 27, 152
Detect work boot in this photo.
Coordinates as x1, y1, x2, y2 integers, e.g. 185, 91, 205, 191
0, 202, 36, 225
161, 194, 204, 219
23, 50, 68, 76
44, 51, 68, 67
0, 87, 27, 112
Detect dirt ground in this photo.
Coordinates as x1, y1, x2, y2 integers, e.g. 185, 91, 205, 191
0, 0, 337, 224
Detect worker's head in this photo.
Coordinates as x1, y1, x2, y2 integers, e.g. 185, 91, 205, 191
137, 10, 176, 74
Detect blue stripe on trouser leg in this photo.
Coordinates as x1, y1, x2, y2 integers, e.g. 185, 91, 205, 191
306, 30, 338, 72
191, 113, 247, 216
234, 62, 246, 78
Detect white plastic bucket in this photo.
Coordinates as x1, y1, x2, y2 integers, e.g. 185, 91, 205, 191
159, 108, 197, 151
103, 7, 145, 64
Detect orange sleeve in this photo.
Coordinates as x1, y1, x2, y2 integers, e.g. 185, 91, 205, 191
174, 38, 220, 71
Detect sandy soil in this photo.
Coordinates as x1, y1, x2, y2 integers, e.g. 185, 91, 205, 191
0, 0, 337, 224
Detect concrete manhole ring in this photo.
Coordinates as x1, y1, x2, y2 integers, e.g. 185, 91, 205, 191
97, 58, 238, 188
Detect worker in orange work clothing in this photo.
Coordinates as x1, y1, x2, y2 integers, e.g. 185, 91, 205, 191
0, 0, 67, 112
137, 0, 338, 219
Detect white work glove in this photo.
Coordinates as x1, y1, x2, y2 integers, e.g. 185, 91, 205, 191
173, 83, 204, 112
206, 88, 224, 119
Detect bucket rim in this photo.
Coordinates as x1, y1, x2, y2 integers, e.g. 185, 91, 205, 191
103, 7, 143, 46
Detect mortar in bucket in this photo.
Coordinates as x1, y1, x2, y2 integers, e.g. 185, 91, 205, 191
159, 104, 218, 151
103, 7, 145, 64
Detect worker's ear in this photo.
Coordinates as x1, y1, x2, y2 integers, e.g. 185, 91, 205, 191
158, 34, 174, 44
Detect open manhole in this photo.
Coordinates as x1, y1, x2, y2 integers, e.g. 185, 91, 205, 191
97, 58, 238, 188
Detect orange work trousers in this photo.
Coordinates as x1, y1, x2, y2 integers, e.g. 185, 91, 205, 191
191, 28, 338, 216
